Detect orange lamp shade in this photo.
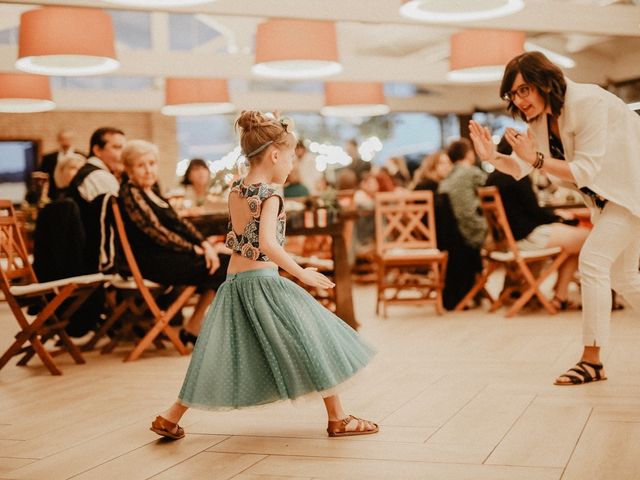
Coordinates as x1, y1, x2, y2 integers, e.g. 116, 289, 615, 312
322, 82, 390, 117
448, 30, 525, 82
253, 19, 342, 79
0, 73, 55, 113
162, 78, 235, 116
16, 7, 119, 76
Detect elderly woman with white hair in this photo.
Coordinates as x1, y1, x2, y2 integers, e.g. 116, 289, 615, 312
52, 152, 86, 199
119, 140, 230, 344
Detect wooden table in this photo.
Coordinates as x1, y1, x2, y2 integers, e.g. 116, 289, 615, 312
188, 210, 359, 330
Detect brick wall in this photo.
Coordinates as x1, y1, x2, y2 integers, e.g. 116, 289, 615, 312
0, 111, 179, 192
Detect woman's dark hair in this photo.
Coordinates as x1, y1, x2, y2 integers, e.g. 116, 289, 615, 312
500, 51, 567, 122
447, 138, 473, 163
182, 158, 210, 185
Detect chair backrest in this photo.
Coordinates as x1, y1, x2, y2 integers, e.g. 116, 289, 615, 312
374, 190, 438, 255
110, 197, 162, 315
0, 200, 37, 291
476, 186, 520, 255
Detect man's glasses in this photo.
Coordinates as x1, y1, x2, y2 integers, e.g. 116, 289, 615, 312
503, 84, 531, 102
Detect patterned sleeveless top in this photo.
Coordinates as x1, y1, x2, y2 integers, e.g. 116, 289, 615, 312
224, 178, 286, 262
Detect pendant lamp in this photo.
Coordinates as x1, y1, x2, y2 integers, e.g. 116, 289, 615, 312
16, 7, 119, 76
102, 0, 215, 6
321, 82, 390, 117
162, 78, 235, 116
448, 30, 525, 83
252, 19, 342, 79
0, 73, 55, 113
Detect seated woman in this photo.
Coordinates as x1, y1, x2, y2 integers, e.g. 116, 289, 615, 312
119, 140, 231, 344
411, 150, 452, 192
283, 165, 310, 198
485, 137, 590, 309
52, 153, 86, 200
169, 158, 217, 216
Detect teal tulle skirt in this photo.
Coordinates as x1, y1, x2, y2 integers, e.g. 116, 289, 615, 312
178, 268, 375, 410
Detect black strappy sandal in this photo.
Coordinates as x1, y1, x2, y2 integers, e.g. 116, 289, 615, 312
554, 361, 607, 385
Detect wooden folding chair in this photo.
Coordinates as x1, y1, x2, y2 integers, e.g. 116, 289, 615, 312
454, 186, 570, 317
84, 197, 196, 362
374, 191, 448, 317
0, 200, 105, 375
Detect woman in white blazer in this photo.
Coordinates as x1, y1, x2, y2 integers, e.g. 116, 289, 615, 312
470, 51, 640, 386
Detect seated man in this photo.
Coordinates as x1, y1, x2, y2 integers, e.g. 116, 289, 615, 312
60, 127, 126, 336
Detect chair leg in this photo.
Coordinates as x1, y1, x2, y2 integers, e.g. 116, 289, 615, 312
0, 334, 31, 371
82, 299, 129, 352
30, 336, 62, 375
505, 254, 568, 317
56, 329, 85, 365
124, 287, 194, 362
454, 263, 497, 311
376, 262, 383, 316
435, 263, 445, 315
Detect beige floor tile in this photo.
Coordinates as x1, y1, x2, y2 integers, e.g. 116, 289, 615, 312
486, 396, 591, 467
244, 455, 562, 480
382, 377, 486, 427
70, 434, 225, 480
562, 419, 640, 480
426, 392, 534, 448
149, 452, 265, 480
208, 435, 489, 464
5, 420, 221, 480
0, 458, 35, 477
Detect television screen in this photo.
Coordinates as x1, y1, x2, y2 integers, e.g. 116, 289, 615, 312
0, 140, 38, 203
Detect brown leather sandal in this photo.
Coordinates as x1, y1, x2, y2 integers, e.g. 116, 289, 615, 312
150, 415, 185, 440
327, 415, 379, 437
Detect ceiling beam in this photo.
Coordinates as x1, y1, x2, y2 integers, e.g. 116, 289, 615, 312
0, 44, 623, 85
3, 0, 640, 36
47, 87, 501, 114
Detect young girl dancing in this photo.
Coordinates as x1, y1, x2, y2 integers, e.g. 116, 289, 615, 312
151, 111, 378, 439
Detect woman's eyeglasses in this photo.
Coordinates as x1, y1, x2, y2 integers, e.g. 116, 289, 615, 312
503, 84, 531, 102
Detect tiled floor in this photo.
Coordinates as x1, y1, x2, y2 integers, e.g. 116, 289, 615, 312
1, 284, 639, 479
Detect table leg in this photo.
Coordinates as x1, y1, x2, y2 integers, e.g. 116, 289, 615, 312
332, 230, 359, 330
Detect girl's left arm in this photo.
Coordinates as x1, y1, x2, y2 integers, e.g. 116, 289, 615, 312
259, 196, 335, 289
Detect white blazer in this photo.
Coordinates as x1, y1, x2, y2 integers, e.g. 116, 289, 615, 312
513, 78, 640, 217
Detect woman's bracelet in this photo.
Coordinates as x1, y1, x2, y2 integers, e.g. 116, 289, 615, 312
533, 151, 545, 169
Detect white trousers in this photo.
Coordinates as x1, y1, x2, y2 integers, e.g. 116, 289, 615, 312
579, 201, 640, 347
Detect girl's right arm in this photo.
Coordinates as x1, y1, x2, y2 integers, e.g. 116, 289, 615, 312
259, 196, 335, 289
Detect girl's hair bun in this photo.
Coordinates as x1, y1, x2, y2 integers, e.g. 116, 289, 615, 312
235, 110, 270, 132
